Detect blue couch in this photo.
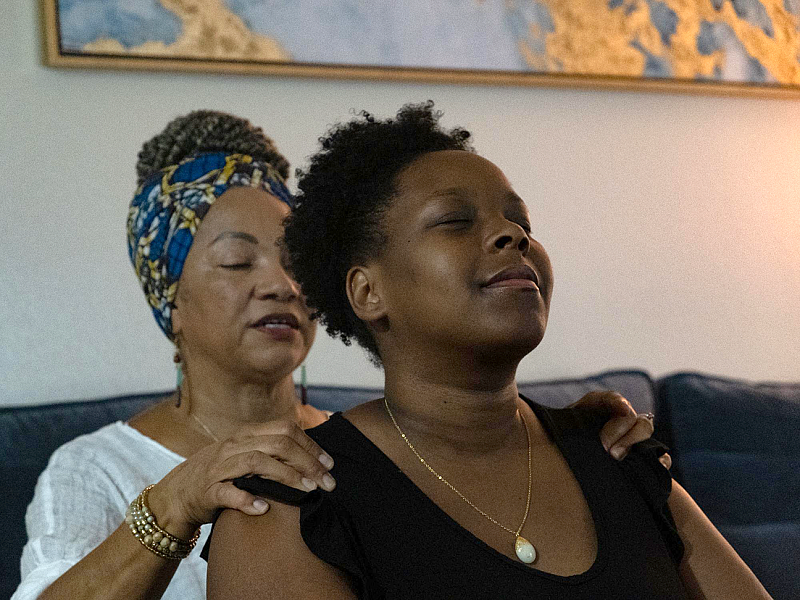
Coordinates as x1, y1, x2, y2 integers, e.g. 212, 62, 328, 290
2, 369, 797, 599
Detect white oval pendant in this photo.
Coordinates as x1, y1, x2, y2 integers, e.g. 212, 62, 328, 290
515, 535, 536, 564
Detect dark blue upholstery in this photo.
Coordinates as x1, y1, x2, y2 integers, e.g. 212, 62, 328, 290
2, 370, 795, 599
655, 372, 800, 600
1, 392, 166, 600
517, 369, 656, 414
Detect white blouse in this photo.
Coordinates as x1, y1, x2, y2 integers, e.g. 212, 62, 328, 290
13, 422, 211, 600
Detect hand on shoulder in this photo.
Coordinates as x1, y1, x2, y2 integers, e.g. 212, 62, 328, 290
569, 391, 670, 466
129, 401, 336, 538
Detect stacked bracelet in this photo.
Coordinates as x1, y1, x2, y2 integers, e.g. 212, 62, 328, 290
125, 484, 201, 560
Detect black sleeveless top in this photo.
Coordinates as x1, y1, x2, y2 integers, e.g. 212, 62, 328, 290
205, 399, 687, 599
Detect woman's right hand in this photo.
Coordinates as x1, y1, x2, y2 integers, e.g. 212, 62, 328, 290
145, 421, 335, 539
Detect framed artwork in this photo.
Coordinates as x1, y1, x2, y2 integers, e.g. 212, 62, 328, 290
41, 0, 800, 97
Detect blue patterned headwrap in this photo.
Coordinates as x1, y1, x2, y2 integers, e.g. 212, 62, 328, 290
127, 152, 295, 340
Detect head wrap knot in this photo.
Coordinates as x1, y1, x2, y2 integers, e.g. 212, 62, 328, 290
127, 152, 294, 340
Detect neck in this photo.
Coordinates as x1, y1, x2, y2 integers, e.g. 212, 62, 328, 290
177, 358, 304, 441
382, 356, 524, 454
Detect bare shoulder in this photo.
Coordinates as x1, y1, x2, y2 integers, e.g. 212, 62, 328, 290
126, 396, 176, 429
341, 398, 385, 428
668, 481, 772, 600
206, 502, 358, 600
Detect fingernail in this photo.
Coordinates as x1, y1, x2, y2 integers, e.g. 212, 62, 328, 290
319, 454, 334, 469
301, 477, 318, 491
611, 446, 624, 460
253, 498, 269, 512
322, 473, 336, 491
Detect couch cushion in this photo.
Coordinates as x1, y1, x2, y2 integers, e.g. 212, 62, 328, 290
655, 372, 800, 600
518, 369, 656, 414
305, 385, 382, 413
0, 392, 166, 600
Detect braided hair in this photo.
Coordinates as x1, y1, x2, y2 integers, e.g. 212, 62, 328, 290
135, 110, 289, 186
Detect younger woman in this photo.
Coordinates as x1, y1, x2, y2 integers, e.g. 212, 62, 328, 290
206, 103, 771, 599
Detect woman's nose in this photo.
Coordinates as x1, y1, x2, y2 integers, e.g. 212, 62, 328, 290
490, 223, 530, 255
254, 264, 300, 302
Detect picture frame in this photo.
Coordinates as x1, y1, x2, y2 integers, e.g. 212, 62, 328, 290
41, 0, 800, 98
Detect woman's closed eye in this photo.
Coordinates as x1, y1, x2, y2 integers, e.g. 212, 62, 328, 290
506, 212, 532, 234
220, 262, 252, 270
435, 213, 473, 228
516, 221, 532, 234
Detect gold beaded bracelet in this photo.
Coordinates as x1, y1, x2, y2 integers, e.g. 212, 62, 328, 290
125, 484, 201, 560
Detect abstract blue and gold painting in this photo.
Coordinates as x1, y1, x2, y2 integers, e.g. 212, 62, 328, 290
43, 0, 800, 94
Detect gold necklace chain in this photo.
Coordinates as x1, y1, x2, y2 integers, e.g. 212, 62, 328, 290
177, 386, 221, 443
383, 398, 537, 563
190, 411, 220, 443
181, 386, 314, 443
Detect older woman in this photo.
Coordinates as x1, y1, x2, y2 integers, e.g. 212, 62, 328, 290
14, 111, 332, 600
15, 110, 659, 600
207, 103, 770, 599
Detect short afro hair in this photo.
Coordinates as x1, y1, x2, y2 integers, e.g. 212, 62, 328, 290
136, 110, 289, 186
283, 101, 473, 364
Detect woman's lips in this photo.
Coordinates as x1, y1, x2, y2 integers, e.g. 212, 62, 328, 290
253, 322, 298, 341
250, 313, 301, 341
485, 278, 539, 289
483, 265, 540, 290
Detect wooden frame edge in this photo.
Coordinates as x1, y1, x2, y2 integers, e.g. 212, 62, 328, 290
40, 0, 61, 68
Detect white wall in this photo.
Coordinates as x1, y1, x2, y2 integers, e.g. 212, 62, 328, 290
2, 2, 798, 407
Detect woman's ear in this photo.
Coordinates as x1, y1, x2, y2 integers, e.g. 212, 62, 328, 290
346, 266, 386, 324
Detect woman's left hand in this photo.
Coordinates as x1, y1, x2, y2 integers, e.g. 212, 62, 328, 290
570, 391, 671, 468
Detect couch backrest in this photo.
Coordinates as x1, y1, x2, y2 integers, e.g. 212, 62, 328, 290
1, 370, 654, 599
1, 392, 167, 600
655, 372, 800, 600
517, 369, 656, 414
